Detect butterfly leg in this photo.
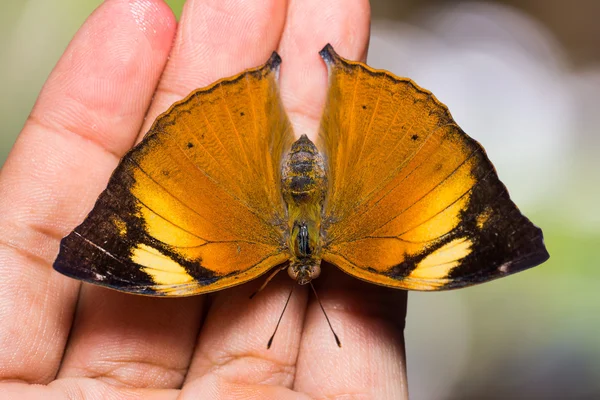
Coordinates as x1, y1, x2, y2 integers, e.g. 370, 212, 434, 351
249, 263, 289, 299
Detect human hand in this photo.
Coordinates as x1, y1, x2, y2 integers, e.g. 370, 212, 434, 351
0, 0, 407, 398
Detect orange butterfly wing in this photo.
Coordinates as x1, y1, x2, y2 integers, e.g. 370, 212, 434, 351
318, 45, 549, 290
54, 54, 293, 296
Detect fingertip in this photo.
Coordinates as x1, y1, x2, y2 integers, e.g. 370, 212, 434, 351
127, 0, 177, 52
322, 0, 371, 63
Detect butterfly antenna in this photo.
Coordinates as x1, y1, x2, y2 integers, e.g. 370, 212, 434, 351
250, 264, 287, 299
267, 285, 295, 349
310, 282, 342, 348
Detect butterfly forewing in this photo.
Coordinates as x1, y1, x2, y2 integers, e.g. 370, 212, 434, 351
54, 54, 293, 296
318, 45, 549, 290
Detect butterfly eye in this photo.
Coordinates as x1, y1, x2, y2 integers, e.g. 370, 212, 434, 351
310, 263, 321, 280
287, 265, 299, 281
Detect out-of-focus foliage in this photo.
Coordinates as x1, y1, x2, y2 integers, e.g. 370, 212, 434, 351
1, 1, 598, 399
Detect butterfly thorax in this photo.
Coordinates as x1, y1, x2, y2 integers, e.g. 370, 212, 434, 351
281, 135, 327, 285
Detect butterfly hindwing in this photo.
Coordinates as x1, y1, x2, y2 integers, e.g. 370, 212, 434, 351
318, 45, 549, 290
54, 54, 293, 296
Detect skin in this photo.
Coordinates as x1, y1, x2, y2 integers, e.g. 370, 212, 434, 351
0, 0, 408, 398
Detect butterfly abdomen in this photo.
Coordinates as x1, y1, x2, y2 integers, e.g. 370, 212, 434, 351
281, 134, 326, 206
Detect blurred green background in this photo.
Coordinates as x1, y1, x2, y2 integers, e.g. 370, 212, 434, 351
1, 1, 598, 399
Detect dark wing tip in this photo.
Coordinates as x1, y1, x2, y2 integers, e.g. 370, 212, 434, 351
52, 251, 70, 275
319, 43, 339, 65
267, 51, 282, 71
514, 231, 550, 272
506, 219, 550, 274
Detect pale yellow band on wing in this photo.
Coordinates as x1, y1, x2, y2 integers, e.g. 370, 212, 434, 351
409, 237, 473, 281
132, 243, 195, 285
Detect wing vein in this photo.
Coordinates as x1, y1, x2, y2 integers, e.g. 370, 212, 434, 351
219, 82, 254, 176
130, 155, 279, 244
162, 136, 282, 240
373, 147, 480, 234
170, 239, 268, 249
364, 123, 457, 210
134, 196, 211, 242
395, 167, 497, 239
332, 166, 502, 246
373, 95, 404, 163
331, 68, 361, 213
352, 119, 415, 206
329, 123, 453, 241
354, 77, 385, 167
73, 231, 127, 266
193, 97, 248, 174
244, 73, 279, 215
158, 134, 249, 210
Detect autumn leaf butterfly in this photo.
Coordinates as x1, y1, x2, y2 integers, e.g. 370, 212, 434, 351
54, 44, 549, 299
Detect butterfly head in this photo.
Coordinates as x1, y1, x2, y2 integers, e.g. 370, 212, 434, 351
288, 260, 321, 285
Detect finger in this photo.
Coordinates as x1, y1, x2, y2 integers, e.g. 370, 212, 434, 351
184, 274, 308, 387
295, 267, 408, 399
277, 0, 371, 138
179, 374, 311, 400
0, 378, 178, 400
58, 0, 289, 389
0, 0, 176, 384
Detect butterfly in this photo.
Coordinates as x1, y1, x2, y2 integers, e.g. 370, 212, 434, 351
53, 44, 549, 296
